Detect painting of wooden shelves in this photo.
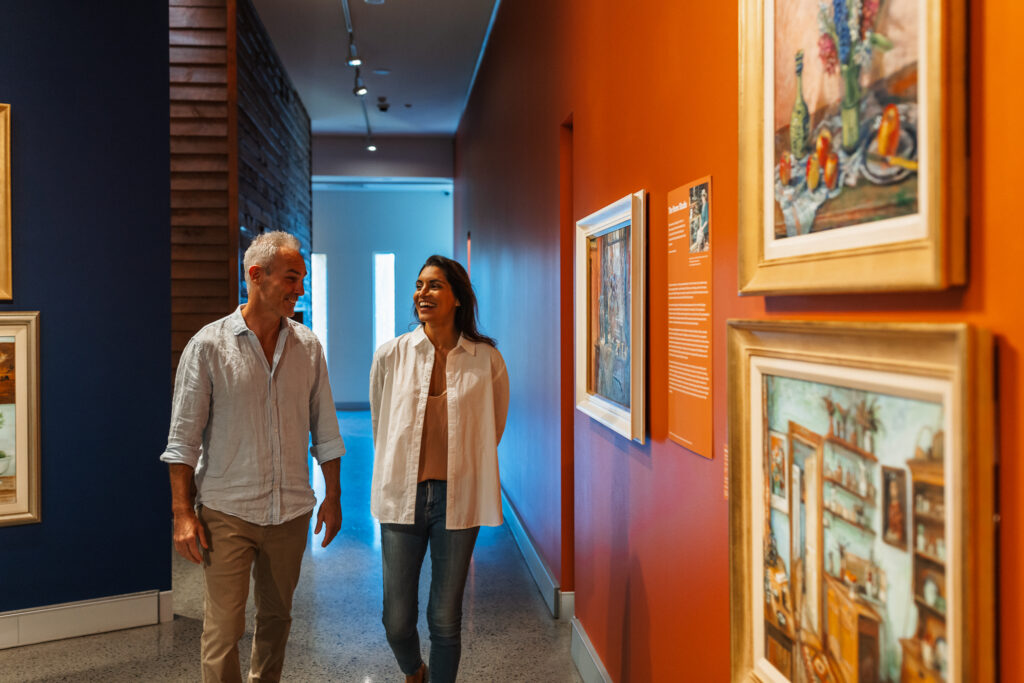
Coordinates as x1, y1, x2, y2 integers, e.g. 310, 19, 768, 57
755, 383, 952, 682
730, 321, 994, 683
901, 458, 948, 681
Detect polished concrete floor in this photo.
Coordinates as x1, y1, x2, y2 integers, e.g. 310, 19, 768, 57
0, 411, 581, 682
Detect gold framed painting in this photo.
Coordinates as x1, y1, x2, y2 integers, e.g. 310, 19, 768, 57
738, 0, 966, 294
0, 312, 40, 526
728, 320, 994, 682
0, 104, 10, 299
574, 190, 646, 443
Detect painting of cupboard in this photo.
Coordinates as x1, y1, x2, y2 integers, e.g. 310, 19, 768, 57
761, 375, 949, 681
728, 321, 994, 683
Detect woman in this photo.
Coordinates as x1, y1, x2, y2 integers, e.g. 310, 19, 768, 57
369, 255, 509, 683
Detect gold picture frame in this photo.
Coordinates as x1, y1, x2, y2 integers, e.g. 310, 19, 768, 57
728, 320, 994, 682
738, 0, 966, 294
0, 311, 39, 526
574, 190, 646, 443
0, 104, 10, 299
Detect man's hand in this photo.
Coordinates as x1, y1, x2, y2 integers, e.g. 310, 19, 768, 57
169, 463, 207, 564
314, 496, 342, 547
173, 508, 209, 564
315, 458, 342, 547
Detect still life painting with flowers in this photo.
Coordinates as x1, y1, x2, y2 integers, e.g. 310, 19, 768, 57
740, 0, 963, 293
772, 0, 919, 241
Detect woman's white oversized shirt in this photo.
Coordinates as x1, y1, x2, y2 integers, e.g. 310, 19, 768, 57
369, 326, 509, 529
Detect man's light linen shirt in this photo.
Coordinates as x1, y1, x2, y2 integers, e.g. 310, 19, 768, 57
160, 307, 345, 526
370, 326, 509, 530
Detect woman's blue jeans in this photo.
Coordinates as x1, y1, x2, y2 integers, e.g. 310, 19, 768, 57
381, 480, 480, 683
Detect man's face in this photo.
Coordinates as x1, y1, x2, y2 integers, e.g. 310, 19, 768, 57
252, 247, 306, 319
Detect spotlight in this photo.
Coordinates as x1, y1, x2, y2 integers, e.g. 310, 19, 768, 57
353, 72, 367, 97
347, 40, 362, 67
367, 143, 377, 152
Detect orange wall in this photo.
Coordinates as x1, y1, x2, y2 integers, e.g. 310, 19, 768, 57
455, 1, 575, 586
456, 0, 1024, 680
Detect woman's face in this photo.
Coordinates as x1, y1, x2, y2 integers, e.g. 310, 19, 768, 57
414, 265, 459, 326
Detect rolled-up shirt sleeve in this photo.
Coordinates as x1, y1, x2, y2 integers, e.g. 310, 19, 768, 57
309, 344, 345, 465
160, 338, 212, 469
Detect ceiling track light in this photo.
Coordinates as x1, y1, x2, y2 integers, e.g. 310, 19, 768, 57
353, 69, 368, 97
346, 36, 362, 67
361, 97, 376, 152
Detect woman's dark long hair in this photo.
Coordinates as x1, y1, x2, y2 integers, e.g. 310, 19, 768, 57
413, 255, 497, 347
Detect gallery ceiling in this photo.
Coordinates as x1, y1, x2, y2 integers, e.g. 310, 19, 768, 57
251, 0, 500, 137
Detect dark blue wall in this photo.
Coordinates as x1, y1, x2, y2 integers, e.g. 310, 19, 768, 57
0, 2, 171, 610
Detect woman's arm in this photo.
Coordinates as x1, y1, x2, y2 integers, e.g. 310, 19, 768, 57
491, 350, 510, 444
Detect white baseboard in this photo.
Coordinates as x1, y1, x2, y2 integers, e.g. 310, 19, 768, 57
501, 490, 570, 619
0, 590, 161, 649
559, 590, 575, 621
159, 590, 174, 624
571, 617, 613, 683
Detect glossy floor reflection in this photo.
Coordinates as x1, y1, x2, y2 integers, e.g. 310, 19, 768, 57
1, 411, 581, 682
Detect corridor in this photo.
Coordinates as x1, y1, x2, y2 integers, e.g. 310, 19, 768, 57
0, 411, 581, 682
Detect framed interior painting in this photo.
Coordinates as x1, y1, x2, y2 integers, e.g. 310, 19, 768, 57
0, 104, 10, 299
574, 190, 646, 443
728, 320, 994, 683
738, 0, 966, 294
0, 311, 39, 526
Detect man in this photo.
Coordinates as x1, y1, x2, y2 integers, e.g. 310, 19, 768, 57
160, 230, 344, 682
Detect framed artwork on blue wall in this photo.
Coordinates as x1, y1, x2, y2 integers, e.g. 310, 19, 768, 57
727, 320, 994, 682
0, 312, 39, 526
574, 190, 646, 444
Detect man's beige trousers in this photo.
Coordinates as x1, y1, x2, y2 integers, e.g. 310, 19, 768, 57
197, 506, 311, 683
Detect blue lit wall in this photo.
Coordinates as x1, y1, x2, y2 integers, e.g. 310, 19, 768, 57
313, 187, 453, 406
0, 1, 170, 610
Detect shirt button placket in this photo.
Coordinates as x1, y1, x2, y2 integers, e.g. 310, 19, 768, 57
269, 373, 281, 525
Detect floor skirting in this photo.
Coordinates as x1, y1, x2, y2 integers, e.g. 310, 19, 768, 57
500, 489, 574, 620
571, 617, 614, 683
0, 589, 171, 649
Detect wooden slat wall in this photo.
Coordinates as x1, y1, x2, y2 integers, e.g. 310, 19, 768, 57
169, 0, 310, 372
170, 0, 235, 371
236, 0, 312, 260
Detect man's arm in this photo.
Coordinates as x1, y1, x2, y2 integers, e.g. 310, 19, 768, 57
314, 458, 342, 547
169, 463, 209, 564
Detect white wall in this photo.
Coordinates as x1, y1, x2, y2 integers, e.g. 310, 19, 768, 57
313, 186, 454, 405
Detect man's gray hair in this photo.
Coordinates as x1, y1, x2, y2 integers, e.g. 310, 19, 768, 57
243, 230, 302, 285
